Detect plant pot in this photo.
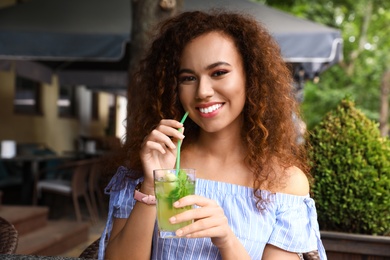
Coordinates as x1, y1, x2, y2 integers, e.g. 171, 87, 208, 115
321, 231, 390, 260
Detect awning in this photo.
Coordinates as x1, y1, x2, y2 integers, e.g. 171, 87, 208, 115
0, 0, 342, 89
0, 0, 131, 61
185, 0, 343, 65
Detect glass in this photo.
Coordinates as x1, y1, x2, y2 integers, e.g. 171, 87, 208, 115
153, 168, 196, 238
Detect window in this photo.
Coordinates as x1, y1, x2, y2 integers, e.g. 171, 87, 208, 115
14, 76, 42, 115
58, 85, 76, 118
91, 92, 99, 120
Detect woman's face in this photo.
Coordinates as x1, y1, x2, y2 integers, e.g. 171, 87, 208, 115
178, 31, 246, 134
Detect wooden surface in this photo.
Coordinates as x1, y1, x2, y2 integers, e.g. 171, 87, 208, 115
321, 231, 390, 259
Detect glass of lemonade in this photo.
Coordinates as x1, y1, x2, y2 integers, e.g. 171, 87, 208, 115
153, 168, 196, 238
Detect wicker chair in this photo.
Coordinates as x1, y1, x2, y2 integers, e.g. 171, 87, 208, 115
303, 250, 320, 260
79, 237, 101, 259
0, 216, 18, 254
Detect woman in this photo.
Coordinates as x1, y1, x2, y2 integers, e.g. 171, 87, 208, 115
99, 10, 326, 260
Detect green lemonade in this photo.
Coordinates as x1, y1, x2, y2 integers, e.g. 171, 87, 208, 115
155, 170, 196, 233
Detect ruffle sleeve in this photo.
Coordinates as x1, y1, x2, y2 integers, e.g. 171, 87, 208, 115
267, 193, 327, 259
98, 166, 143, 260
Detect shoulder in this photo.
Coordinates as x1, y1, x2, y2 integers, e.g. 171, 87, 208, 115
105, 166, 143, 192
276, 166, 310, 196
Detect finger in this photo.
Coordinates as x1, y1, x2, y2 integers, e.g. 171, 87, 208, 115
171, 203, 223, 224
160, 118, 183, 126
181, 225, 224, 238
143, 140, 170, 154
147, 129, 178, 149
174, 195, 217, 208
158, 120, 184, 136
155, 124, 185, 140
150, 126, 185, 148
176, 215, 229, 238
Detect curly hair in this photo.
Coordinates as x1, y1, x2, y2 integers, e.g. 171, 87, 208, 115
116, 9, 309, 206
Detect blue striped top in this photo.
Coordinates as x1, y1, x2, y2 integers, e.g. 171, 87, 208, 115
98, 166, 327, 260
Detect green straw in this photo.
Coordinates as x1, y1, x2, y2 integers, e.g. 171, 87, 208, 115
176, 111, 189, 174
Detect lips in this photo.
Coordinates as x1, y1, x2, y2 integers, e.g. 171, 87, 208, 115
198, 103, 223, 114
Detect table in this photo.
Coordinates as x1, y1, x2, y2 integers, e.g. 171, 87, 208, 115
62, 150, 108, 160
1, 155, 74, 204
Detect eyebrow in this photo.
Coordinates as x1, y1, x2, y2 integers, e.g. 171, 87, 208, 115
206, 61, 231, 70
178, 61, 231, 74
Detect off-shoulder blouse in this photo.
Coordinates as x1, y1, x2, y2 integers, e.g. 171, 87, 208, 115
98, 166, 327, 260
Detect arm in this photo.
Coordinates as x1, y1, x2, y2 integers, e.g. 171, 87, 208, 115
218, 230, 251, 260
105, 183, 156, 260
105, 119, 185, 259
263, 244, 302, 260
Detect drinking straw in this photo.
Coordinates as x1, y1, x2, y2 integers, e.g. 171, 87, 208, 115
176, 111, 189, 174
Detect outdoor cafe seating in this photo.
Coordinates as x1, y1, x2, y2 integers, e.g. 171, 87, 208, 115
34, 158, 102, 223
0, 156, 106, 258
0, 215, 18, 254
0, 142, 75, 205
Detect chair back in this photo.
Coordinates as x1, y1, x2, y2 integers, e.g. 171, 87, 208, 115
72, 160, 93, 196
303, 250, 320, 260
89, 160, 102, 193
79, 237, 100, 259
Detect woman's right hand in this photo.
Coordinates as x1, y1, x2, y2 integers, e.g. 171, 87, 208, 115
140, 119, 185, 185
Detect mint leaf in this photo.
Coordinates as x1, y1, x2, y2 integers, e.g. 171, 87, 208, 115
168, 170, 194, 199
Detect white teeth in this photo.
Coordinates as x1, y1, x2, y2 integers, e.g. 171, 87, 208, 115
199, 104, 222, 114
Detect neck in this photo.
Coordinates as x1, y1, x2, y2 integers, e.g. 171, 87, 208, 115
181, 121, 247, 168
199, 132, 243, 161
181, 131, 251, 186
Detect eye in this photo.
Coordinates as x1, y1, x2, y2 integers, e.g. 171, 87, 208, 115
179, 75, 197, 84
212, 70, 228, 77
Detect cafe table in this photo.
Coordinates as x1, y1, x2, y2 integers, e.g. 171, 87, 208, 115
0, 154, 74, 204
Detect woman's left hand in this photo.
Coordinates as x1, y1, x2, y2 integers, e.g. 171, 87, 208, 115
169, 195, 235, 250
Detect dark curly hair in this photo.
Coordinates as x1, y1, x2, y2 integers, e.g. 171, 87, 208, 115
114, 9, 309, 206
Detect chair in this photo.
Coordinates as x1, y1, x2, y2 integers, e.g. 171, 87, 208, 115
0, 160, 22, 189
88, 159, 106, 220
0, 216, 18, 254
79, 237, 101, 259
303, 250, 320, 260
35, 159, 97, 223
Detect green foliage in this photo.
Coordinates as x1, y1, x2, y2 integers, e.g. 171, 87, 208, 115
301, 73, 349, 129
261, 0, 390, 131
308, 98, 390, 235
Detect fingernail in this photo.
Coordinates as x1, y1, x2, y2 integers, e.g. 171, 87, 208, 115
176, 229, 183, 236
173, 201, 179, 207
169, 216, 176, 223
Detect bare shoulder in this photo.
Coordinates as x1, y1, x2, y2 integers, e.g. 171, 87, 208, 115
277, 166, 310, 196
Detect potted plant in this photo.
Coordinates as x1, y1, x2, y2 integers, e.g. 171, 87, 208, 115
307, 98, 390, 259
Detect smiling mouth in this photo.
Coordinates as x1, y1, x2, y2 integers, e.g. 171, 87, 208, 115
198, 104, 223, 114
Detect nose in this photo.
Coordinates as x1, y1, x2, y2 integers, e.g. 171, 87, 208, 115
196, 76, 214, 100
